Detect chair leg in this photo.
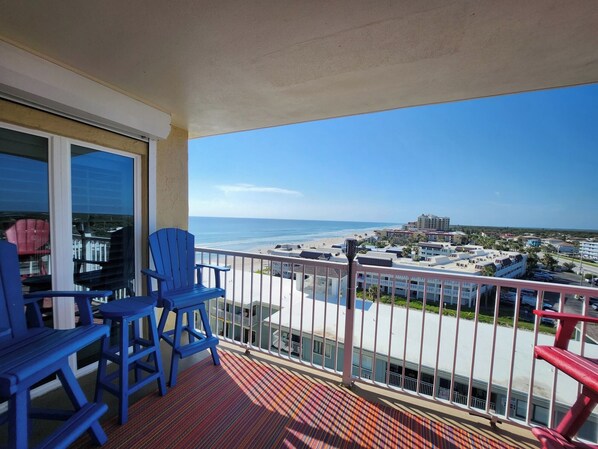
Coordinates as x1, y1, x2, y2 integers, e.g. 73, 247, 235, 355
132, 319, 142, 383
187, 311, 196, 343
198, 303, 220, 366
555, 388, 597, 439
8, 389, 28, 449
157, 307, 169, 338
95, 323, 110, 403
118, 317, 130, 424
148, 311, 167, 396
58, 365, 108, 445
198, 304, 213, 338
169, 312, 184, 387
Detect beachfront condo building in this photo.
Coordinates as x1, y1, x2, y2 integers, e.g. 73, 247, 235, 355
265, 242, 526, 307
581, 241, 598, 261
357, 246, 527, 307
417, 214, 451, 231
376, 228, 467, 244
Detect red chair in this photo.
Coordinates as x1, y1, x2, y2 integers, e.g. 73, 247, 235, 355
5, 219, 50, 276
533, 310, 598, 449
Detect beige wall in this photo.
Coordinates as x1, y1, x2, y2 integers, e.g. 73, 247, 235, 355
155, 125, 189, 230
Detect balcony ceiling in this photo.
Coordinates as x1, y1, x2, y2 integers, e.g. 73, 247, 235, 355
1, 0, 597, 139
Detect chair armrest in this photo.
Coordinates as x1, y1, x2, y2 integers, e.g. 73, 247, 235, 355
141, 268, 173, 305
24, 290, 112, 326
73, 258, 109, 272
533, 310, 598, 349
195, 263, 230, 289
141, 268, 172, 282
195, 263, 231, 273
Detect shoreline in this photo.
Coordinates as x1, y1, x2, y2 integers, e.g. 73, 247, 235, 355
247, 231, 372, 255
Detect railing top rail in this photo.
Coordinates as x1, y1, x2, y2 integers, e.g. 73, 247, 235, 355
196, 246, 598, 296
195, 246, 348, 271
355, 261, 598, 295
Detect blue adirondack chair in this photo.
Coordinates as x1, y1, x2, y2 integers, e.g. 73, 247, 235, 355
0, 240, 111, 449
142, 228, 230, 387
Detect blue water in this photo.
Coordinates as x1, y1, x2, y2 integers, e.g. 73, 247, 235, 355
189, 216, 399, 251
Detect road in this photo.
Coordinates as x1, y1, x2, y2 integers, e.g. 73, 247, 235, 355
538, 269, 598, 342
553, 253, 598, 278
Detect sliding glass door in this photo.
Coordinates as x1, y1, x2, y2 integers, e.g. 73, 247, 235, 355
0, 123, 141, 368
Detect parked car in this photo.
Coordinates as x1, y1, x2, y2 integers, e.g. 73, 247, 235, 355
540, 305, 556, 327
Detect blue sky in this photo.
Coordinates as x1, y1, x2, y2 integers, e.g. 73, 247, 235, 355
189, 84, 598, 230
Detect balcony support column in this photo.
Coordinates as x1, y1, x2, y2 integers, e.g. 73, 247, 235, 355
342, 239, 358, 387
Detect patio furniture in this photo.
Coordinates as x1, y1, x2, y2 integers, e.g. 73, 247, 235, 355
95, 296, 166, 424
0, 240, 111, 449
532, 310, 598, 449
142, 228, 229, 387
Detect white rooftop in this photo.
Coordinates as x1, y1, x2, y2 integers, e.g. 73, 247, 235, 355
222, 269, 594, 405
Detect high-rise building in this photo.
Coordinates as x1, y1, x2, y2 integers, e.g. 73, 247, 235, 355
416, 214, 450, 231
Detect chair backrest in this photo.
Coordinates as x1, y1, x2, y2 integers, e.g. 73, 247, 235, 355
101, 226, 135, 287
148, 228, 196, 292
5, 219, 50, 255
0, 241, 28, 341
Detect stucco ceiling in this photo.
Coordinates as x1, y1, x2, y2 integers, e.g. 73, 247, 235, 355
0, 0, 597, 139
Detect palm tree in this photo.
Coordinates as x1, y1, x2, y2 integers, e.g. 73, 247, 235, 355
366, 285, 379, 302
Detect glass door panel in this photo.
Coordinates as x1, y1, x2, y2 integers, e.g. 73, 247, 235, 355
0, 127, 53, 324
71, 144, 136, 367
71, 145, 135, 299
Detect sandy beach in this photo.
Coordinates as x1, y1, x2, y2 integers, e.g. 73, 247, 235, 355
249, 233, 363, 255
205, 234, 360, 273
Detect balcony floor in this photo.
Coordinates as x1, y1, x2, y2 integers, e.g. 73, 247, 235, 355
31, 342, 538, 449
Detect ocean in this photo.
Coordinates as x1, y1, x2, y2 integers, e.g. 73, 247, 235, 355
188, 216, 399, 251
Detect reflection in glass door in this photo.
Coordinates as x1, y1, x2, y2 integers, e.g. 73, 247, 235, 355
71, 145, 135, 299
71, 144, 136, 367
0, 127, 54, 324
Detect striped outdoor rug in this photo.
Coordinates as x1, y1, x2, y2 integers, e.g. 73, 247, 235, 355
74, 350, 518, 449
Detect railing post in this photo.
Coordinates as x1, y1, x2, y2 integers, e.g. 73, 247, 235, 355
342, 239, 358, 387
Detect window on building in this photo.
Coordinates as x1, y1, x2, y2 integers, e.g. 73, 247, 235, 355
313, 340, 332, 358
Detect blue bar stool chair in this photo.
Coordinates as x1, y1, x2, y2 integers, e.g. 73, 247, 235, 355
95, 296, 167, 424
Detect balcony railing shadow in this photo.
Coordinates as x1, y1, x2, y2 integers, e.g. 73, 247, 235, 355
68, 344, 537, 449
192, 246, 598, 446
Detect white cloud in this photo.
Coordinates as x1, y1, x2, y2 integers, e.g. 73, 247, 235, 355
216, 183, 302, 196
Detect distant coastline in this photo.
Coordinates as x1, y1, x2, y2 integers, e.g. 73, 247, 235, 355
189, 216, 399, 252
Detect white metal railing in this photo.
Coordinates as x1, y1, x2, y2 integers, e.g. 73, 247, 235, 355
195, 246, 598, 444
72, 234, 131, 299
72, 234, 110, 263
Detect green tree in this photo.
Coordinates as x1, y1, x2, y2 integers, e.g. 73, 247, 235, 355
526, 252, 539, 275
541, 253, 558, 271
481, 264, 496, 277
563, 262, 576, 272
366, 285, 379, 302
